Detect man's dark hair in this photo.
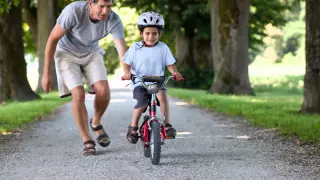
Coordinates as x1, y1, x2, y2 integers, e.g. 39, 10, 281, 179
91, 0, 114, 3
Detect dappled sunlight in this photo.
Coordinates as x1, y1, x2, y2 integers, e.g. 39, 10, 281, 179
110, 99, 130, 103
175, 131, 193, 139
112, 92, 132, 97
248, 99, 268, 103
174, 101, 189, 106
177, 131, 193, 135
249, 56, 305, 77
236, 135, 250, 139
0, 131, 11, 135
212, 124, 230, 127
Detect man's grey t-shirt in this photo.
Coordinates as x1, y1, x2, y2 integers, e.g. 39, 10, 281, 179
57, 1, 124, 53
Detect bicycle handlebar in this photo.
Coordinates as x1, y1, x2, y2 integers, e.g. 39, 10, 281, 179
121, 75, 184, 89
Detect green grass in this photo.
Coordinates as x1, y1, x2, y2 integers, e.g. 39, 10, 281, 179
168, 75, 320, 144
0, 92, 70, 134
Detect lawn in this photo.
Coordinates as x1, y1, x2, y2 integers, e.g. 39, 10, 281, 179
168, 60, 320, 143
0, 92, 70, 134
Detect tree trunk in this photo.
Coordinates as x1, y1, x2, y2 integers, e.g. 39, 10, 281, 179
0, 4, 40, 102
175, 35, 196, 68
36, 0, 58, 92
175, 35, 213, 70
300, 0, 320, 113
194, 39, 213, 69
22, 0, 38, 44
209, 0, 254, 95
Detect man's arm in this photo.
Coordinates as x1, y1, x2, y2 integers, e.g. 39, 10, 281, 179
42, 24, 67, 93
113, 38, 128, 65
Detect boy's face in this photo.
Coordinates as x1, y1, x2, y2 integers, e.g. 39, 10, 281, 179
141, 27, 161, 46
89, 0, 113, 21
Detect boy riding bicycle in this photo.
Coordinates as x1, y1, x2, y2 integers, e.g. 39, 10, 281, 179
122, 12, 182, 144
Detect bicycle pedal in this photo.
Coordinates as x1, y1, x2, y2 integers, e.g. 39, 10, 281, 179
165, 136, 175, 139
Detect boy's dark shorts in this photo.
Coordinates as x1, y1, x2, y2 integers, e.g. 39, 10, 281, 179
133, 86, 166, 109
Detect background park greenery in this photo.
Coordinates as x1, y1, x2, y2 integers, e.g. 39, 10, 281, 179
1, 0, 320, 144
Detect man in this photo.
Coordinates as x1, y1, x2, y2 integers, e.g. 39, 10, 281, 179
41, 0, 127, 156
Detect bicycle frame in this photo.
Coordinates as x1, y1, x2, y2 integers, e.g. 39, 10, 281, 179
142, 93, 166, 147
122, 75, 183, 164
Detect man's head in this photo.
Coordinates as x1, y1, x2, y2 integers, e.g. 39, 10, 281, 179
88, 0, 114, 21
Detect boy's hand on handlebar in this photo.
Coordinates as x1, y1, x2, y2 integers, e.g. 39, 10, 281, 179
172, 72, 183, 81
123, 71, 132, 80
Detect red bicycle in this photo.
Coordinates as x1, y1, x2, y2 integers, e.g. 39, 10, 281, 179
122, 75, 183, 165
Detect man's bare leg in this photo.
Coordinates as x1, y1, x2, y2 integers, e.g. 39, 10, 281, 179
91, 80, 110, 135
71, 86, 91, 142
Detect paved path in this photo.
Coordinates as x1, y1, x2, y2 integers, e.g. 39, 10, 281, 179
1, 78, 320, 180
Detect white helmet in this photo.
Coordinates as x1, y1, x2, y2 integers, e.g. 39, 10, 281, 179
137, 11, 165, 31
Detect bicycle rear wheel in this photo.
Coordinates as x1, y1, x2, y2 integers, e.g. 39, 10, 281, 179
149, 121, 161, 165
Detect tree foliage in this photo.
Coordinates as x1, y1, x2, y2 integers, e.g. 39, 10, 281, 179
249, 0, 301, 60
117, 0, 210, 41
118, 0, 301, 60
0, 0, 20, 13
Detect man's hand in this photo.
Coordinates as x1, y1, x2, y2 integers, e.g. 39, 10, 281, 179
42, 73, 52, 93
172, 72, 183, 81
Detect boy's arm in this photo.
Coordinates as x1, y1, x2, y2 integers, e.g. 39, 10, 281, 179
123, 63, 132, 80
167, 64, 182, 80
167, 64, 183, 80
167, 64, 179, 75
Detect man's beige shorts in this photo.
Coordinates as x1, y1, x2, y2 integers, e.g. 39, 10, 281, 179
54, 46, 108, 98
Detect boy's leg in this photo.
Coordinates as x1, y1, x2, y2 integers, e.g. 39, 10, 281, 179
156, 90, 177, 138
156, 90, 170, 124
127, 105, 147, 144
132, 86, 149, 127
127, 87, 148, 143
131, 105, 148, 127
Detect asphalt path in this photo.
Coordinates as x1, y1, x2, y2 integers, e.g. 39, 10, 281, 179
1, 80, 320, 180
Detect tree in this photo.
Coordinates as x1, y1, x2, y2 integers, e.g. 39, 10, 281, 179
22, 0, 37, 45
117, 0, 212, 70
209, 0, 254, 95
36, 0, 58, 91
22, 0, 58, 92
301, 0, 320, 113
0, 2, 40, 102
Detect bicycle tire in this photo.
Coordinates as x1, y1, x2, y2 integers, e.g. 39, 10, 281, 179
149, 121, 161, 165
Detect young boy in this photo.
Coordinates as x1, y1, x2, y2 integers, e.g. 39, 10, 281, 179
122, 11, 182, 144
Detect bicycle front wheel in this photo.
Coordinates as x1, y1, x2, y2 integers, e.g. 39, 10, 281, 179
149, 121, 161, 165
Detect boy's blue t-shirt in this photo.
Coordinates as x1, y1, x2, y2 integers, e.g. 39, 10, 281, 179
122, 41, 176, 87
56, 1, 124, 54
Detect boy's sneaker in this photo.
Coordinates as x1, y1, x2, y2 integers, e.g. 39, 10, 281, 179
164, 123, 176, 139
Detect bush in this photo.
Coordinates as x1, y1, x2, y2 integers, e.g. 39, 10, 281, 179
103, 46, 121, 75
166, 68, 214, 90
